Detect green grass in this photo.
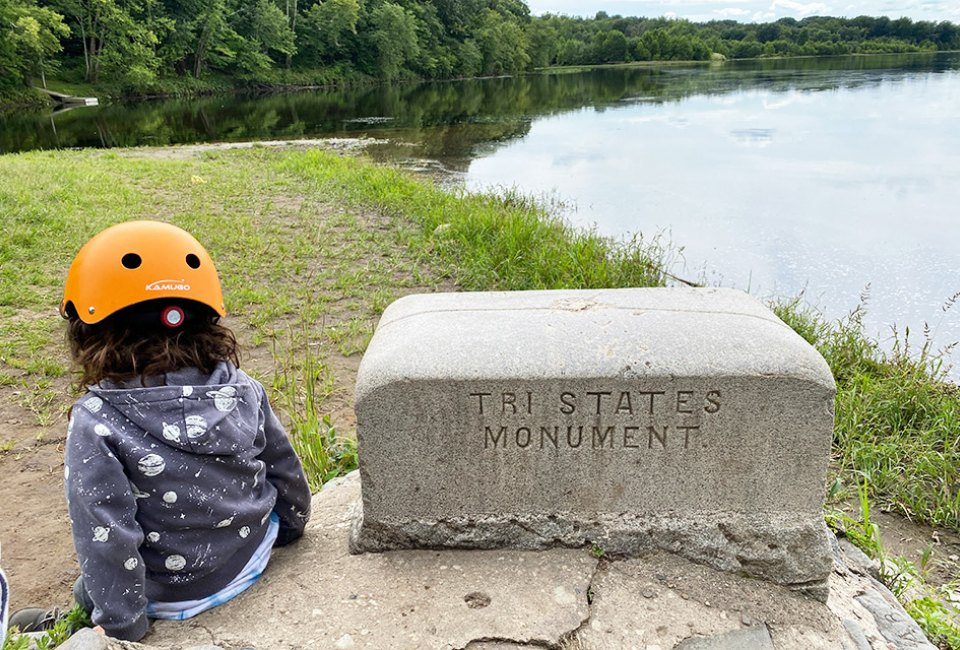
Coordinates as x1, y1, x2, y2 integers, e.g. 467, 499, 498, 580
775, 296, 960, 531
271, 327, 357, 492
40, 77, 99, 98
0, 147, 429, 432
274, 150, 673, 293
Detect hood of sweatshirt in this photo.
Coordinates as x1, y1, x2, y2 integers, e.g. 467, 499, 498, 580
88, 361, 262, 456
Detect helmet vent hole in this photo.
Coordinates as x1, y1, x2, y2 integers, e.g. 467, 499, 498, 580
121, 253, 142, 269
186, 254, 201, 269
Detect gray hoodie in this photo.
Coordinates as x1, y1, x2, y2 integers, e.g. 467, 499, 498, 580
64, 362, 311, 640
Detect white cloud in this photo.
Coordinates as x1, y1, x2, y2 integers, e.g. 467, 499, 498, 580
770, 0, 832, 15
715, 6, 753, 15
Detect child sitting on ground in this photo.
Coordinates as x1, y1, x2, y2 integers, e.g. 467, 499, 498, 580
12, 220, 311, 641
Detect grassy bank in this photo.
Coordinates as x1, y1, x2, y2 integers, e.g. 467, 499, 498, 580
1, 144, 958, 644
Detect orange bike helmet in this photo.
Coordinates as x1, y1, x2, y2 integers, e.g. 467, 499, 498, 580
61, 221, 226, 326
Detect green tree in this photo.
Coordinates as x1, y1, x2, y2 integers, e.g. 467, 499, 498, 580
475, 8, 529, 74
367, 2, 419, 79
228, 0, 295, 75
298, 0, 359, 66
598, 29, 626, 62
525, 19, 557, 67
51, 0, 163, 83
6, 3, 69, 88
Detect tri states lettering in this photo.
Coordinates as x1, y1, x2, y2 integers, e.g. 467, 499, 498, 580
470, 389, 723, 451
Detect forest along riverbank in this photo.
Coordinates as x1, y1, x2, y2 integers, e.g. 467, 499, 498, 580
0, 144, 957, 647
2, 0, 957, 111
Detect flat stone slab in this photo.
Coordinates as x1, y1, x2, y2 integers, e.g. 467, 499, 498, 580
351, 288, 835, 592
81, 473, 933, 650
145, 473, 595, 650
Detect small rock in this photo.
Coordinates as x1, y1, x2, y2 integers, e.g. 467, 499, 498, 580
335, 633, 355, 649
674, 625, 774, 649
642, 589, 655, 599
838, 538, 881, 581
56, 628, 109, 650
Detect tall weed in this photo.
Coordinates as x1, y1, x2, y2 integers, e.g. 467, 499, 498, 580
271, 330, 357, 492
774, 294, 960, 531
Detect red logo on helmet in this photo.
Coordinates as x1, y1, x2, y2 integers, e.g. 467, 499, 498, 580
161, 305, 185, 328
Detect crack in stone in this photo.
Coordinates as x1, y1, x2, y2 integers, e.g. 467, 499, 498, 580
455, 558, 605, 650
558, 558, 606, 650
461, 637, 561, 649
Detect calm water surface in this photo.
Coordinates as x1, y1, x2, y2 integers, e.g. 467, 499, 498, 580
4, 53, 959, 368
462, 54, 960, 371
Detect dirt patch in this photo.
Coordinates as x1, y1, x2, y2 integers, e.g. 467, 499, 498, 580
871, 507, 960, 588
1, 438, 78, 611
118, 138, 387, 160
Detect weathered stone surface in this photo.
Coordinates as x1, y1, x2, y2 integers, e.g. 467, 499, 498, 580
838, 538, 881, 581
576, 553, 845, 650
351, 288, 835, 591
74, 473, 934, 650
673, 625, 774, 649
856, 592, 937, 649
827, 543, 937, 650
145, 472, 595, 650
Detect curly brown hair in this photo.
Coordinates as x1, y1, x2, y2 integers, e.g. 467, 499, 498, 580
67, 302, 240, 388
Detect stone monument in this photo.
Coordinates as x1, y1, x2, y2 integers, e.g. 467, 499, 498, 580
350, 288, 836, 597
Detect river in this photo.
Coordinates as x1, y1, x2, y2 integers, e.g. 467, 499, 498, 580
3, 52, 959, 369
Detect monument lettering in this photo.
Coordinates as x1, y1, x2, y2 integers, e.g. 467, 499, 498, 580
471, 388, 721, 450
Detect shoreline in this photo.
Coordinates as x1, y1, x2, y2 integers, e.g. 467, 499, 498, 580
4, 50, 958, 113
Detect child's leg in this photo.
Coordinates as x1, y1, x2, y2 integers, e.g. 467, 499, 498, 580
73, 576, 94, 616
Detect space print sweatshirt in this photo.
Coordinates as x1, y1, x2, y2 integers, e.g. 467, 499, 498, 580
64, 361, 311, 641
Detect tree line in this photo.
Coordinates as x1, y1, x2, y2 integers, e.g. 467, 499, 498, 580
1, 0, 958, 102
532, 13, 960, 65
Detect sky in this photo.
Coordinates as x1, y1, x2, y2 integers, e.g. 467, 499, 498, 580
526, 0, 960, 23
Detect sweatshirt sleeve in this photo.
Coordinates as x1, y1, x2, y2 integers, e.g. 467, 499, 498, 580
64, 404, 149, 641
255, 387, 312, 546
